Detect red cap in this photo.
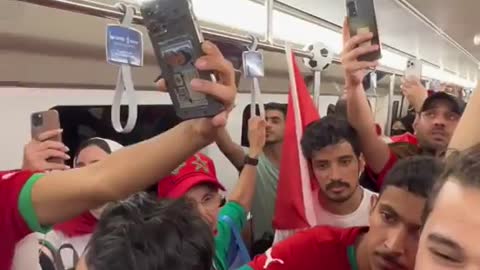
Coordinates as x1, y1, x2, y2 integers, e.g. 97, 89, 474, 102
157, 153, 225, 199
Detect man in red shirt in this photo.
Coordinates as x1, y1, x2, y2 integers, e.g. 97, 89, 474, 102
241, 156, 443, 270
340, 20, 464, 188
0, 41, 236, 269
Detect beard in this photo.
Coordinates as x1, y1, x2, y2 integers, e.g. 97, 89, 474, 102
417, 134, 448, 155
265, 136, 281, 145
321, 180, 357, 203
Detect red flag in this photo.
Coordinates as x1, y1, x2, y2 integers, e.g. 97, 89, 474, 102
273, 51, 320, 230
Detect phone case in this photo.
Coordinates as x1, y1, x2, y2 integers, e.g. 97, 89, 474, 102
31, 110, 63, 164
346, 0, 382, 61
141, 0, 224, 120
404, 59, 423, 80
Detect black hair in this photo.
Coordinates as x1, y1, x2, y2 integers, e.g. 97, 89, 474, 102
422, 143, 480, 225
334, 98, 348, 119
301, 115, 361, 159
85, 193, 214, 270
76, 138, 112, 156
264, 102, 287, 118
380, 156, 444, 198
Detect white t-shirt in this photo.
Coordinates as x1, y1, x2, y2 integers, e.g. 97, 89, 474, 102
273, 188, 377, 244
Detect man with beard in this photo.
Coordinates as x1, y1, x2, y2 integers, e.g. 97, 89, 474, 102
241, 155, 443, 270
340, 19, 464, 188
273, 116, 377, 243
414, 82, 480, 270
215, 103, 286, 246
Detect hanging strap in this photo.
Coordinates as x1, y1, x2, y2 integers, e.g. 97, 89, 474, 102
251, 78, 265, 118
111, 4, 138, 133
246, 35, 265, 119
219, 215, 251, 265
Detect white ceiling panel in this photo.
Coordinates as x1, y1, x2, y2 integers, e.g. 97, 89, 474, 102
277, 0, 478, 79
405, 0, 480, 60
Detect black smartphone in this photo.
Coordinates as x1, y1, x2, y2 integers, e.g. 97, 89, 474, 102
346, 0, 382, 61
141, 0, 224, 120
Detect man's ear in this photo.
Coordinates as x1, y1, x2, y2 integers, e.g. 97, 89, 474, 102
369, 194, 379, 214
358, 154, 366, 176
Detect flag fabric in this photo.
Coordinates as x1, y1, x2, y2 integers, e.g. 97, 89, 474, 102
272, 47, 321, 231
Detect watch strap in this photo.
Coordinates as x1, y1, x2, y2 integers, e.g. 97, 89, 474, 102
244, 155, 259, 166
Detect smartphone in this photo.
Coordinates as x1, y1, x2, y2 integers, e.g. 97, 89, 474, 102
31, 110, 64, 164
404, 58, 423, 80
140, 0, 224, 120
346, 0, 382, 61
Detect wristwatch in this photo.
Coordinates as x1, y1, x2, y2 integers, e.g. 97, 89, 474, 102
244, 155, 259, 166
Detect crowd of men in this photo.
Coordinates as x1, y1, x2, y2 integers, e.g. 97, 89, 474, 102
1, 19, 480, 270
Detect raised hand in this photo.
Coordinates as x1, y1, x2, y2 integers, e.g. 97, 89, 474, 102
156, 40, 237, 131
341, 18, 379, 90
22, 129, 70, 171
247, 116, 267, 158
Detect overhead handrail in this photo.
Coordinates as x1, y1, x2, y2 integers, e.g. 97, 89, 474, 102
16, 0, 412, 77
110, 3, 139, 133
17, 0, 478, 84
245, 35, 266, 119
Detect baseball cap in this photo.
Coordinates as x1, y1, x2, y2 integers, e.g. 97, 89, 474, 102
420, 91, 466, 116
157, 153, 225, 199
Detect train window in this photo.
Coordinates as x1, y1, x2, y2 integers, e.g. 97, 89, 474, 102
51, 104, 181, 167
52, 104, 181, 195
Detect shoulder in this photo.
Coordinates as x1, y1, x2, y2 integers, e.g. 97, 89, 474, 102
217, 201, 247, 233
0, 170, 36, 182
391, 133, 418, 145
0, 171, 42, 205
249, 227, 355, 269
362, 187, 379, 199
281, 226, 348, 248
220, 201, 246, 217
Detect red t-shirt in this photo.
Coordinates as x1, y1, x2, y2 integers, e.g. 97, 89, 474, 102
368, 133, 419, 188
0, 171, 46, 269
391, 132, 418, 145
242, 227, 366, 270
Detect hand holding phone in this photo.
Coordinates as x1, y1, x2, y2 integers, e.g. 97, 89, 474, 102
341, 18, 380, 90
155, 41, 237, 129
345, 0, 382, 61
141, 0, 225, 120
27, 110, 70, 171
400, 78, 428, 112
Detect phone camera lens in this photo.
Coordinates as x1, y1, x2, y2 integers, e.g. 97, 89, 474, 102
347, 2, 358, 17
32, 114, 43, 127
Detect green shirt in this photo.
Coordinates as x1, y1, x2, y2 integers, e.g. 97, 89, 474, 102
213, 201, 247, 270
251, 154, 279, 240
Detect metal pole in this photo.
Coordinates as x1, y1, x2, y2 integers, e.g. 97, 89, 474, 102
385, 74, 396, 136
313, 71, 321, 110
265, 0, 274, 44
